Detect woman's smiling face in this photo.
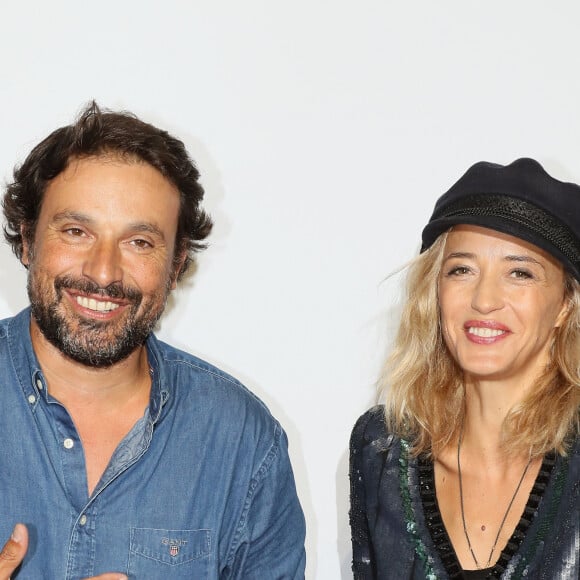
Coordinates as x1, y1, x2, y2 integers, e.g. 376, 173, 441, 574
438, 225, 569, 386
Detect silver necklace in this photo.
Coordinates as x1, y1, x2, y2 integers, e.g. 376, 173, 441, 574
457, 425, 533, 570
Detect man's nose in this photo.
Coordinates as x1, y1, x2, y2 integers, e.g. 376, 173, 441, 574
82, 239, 123, 288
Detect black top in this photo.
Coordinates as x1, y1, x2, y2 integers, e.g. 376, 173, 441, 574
349, 406, 580, 579
462, 570, 494, 580
418, 451, 556, 579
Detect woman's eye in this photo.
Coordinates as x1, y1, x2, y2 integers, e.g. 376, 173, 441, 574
446, 266, 470, 276
510, 269, 533, 279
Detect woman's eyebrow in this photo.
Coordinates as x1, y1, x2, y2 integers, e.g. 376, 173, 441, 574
504, 254, 542, 264
443, 251, 476, 261
504, 254, 547, 274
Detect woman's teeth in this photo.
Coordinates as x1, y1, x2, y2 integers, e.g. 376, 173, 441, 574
467, 327, 505, 338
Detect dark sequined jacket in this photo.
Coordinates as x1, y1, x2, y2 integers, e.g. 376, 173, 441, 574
349, 406, 580, 579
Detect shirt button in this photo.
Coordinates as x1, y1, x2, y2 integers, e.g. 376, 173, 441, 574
35, 378, 43, 390
27, 395, 36, 404
79, 515, 87, 526
63, 438, 74, 449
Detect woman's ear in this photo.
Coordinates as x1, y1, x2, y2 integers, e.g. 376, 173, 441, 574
554, 296, 571, 329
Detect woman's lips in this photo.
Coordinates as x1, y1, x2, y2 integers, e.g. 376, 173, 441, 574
464, 320, 511, 342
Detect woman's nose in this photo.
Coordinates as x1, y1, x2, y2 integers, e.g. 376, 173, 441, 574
471, 273, 504, 313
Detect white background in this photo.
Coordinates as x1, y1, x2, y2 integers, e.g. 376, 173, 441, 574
2, 2, 580, 578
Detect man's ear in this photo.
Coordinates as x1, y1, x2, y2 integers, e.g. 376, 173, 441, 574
20, 226, 31, 268
170, 251, 188, 290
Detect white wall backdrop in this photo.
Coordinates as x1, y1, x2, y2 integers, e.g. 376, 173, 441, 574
2, 2, 580, 577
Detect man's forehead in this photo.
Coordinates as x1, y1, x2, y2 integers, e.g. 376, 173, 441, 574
60, 152, 160, 179
45, 155, 177, 194
39, 157, 181, 226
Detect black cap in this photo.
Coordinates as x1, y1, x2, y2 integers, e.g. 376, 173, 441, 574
421, 158, 580, 280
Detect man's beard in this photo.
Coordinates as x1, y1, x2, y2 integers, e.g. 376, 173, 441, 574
28, 273, 169, 368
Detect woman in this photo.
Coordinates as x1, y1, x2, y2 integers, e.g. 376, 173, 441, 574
350, 158, 580, 579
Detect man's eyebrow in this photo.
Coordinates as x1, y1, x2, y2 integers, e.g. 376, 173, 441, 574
51, 211, 166, 240
52, 211, 92, 224
128, 222, 166, 239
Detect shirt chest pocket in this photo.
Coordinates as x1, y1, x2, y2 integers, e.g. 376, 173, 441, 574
128, 527, 211, 579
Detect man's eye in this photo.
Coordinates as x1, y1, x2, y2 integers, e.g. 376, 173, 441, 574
131, 239, 153, 249
64, 228, 85, 237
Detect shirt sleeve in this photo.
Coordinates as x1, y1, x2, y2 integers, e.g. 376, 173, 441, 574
223, 422, 306, 580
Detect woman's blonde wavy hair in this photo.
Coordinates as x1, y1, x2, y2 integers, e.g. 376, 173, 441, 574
380, 232, 580, 459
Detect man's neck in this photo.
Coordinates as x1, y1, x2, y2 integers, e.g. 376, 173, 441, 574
29, 319, 152, 410
30, 319, 153, 496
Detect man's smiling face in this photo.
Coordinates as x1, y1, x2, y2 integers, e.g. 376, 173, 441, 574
23, 155, 183, 367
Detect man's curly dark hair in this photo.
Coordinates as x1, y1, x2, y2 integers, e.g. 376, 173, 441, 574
2, 101, 213, 280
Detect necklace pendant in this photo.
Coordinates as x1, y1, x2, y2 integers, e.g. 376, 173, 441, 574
457, 421, 534, 571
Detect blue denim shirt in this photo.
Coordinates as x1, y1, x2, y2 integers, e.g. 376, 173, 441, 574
0, 309, 306, 579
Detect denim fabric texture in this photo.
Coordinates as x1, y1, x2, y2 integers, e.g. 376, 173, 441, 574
0, 309, 306, 579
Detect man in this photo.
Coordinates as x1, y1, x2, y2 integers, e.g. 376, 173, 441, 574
0, 103, 306, 579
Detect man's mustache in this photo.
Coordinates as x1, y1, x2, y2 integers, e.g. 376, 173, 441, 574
54, 276, 143, 302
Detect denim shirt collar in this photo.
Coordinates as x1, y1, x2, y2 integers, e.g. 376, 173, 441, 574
7, 307, 169, 422
144, 332, 170, 424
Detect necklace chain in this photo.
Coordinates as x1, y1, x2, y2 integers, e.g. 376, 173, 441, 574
457, 424, 533, 570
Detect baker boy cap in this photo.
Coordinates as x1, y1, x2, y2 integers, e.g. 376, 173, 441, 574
421, 158, 580, 281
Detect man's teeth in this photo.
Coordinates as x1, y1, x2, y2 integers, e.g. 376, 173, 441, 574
468, 327, 505, 338
76, 296, 120, 312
